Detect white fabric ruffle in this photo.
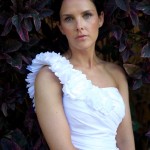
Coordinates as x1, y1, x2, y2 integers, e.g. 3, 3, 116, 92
26, 51, 125, 118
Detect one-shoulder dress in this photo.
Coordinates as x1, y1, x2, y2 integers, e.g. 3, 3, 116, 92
26, 52, 125, 150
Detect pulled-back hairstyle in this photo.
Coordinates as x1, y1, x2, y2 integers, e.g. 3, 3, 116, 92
50, 0, 105, 54
51, 0, 105, 22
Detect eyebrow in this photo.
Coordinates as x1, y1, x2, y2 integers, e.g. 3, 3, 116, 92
61, 10, 95, 17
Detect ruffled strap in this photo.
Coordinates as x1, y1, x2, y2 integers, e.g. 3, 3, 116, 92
25, 51, 73, 108
26, 51, 125, 120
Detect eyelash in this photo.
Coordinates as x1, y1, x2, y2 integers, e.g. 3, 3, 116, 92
64, 17, 73, 22
64, 12, 93, 22
83, 13, 93, 19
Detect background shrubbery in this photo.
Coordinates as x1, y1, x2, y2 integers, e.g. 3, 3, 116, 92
0, 0, 150, 149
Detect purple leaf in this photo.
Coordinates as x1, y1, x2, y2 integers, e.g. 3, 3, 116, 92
29, 0, 37, 5
23, 10, 39, 18
34, 0, 50, 10
12, 15, 29, 42
121, 49, 134, 62
21, 55, 32, 65
104, 0, 117, 21
0, 53, 11, 60
0, 138, 22, 150
6, 54, 22, 70
141, 43, 150, 58
24, 18, 33, 32
1, 103, 8, 117
33, 16, 41, 31
123, 64, 142, 79
4, 39, 22, 53
115, 0, 130, 12
39, 9, 53, 19
24, 107, 35, 133
1, 17, 13, 36
0, 13, 9, 25
139, 19, 150, 34
146, 131, 150, 138
12, 15, 23, 28
11, 0, 18, 12
119, 35, 127, 52
18, 23, 29, 42
136, 1, 150, 15
11, 0, 24, 13
7, 102, 16, 111
111, 25, 122, 41
132, 79, 143, 90
143, 73, 150, 83
129, 9, 139, 26
12, 129, 28, 147
33, 138, 42, 149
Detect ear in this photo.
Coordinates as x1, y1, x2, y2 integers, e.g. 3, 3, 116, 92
57, 22, 65, 35
98, 11, 104, 28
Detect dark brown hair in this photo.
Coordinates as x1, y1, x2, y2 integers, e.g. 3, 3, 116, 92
50, 0, 105, 54
51, 0, 104, 22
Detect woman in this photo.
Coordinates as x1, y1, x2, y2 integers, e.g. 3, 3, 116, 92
26, 0, 135, 149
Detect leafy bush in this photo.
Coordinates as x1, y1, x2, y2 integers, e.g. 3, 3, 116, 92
0, 0, 150, 149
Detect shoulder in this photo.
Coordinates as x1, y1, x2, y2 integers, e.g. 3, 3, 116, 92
104, 62, 127, 88
35, 66, 62, 91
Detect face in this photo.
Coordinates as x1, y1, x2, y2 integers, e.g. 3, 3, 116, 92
59, 0, 104, 52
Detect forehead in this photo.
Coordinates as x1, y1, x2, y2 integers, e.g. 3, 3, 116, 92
60, 0, 96, 14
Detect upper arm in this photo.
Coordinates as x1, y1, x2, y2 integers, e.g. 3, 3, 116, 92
112, 66, 135, 150
34, 66, 76, 150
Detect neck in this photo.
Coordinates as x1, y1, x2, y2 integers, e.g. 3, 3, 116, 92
66, 49, 100, 69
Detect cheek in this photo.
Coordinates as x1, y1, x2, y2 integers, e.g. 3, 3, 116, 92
89, 19, 99, 30
61, 25, 73, 36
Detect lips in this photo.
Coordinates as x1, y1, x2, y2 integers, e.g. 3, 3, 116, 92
76, 35, 87, 40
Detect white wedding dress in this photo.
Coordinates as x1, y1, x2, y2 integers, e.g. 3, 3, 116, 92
26, 52, 125, 150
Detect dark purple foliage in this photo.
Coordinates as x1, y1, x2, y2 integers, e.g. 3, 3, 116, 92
141, 42, 150, 58
0, 0, 53, 42
0, 0, 150, 149
146, 131, 150, 139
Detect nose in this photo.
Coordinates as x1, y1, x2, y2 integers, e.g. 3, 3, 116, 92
76, 18, 84, 31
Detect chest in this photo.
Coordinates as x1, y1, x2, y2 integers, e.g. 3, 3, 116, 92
74, 66, 117, 88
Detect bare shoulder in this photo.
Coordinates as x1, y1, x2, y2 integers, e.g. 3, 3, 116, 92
104, 62, 127, 88
35, 66, 61, 88
35, 65, 62, 101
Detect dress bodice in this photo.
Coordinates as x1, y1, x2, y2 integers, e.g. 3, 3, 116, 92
26, 52, 125, 150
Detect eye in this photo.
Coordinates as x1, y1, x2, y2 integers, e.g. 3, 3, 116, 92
64, 16, 73, 22
83, 13, 93, 19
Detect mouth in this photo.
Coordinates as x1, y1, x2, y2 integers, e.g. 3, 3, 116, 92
76, 35, 87, 40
